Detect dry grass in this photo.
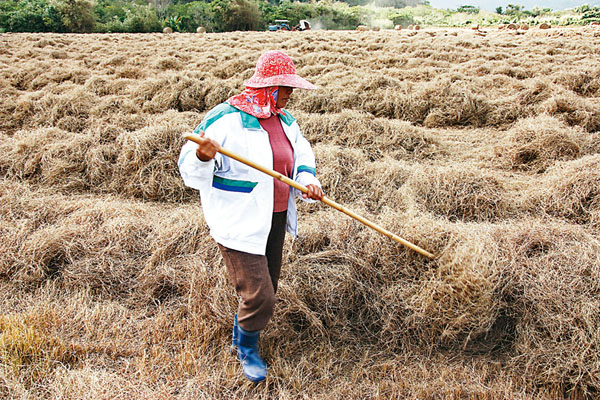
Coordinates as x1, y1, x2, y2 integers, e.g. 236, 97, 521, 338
1, 27, 599, 399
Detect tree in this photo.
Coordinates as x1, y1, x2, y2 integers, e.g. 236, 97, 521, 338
151, 0, 172, 19
0, 0, 63, 32
457, 5, 479, 14
123, 5, 162, 32
209, 0, 262, 32
389, 10, 414, 27
528, 6, 551, 17
168, 1, 214, 32
55, 0, 96, 32
373, 0, 408, 8
504, 4, 524, 16
495, 6, 502, 14
225, 0, 262, 31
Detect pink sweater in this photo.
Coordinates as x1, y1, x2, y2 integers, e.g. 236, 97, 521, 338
259, 115, 294, 212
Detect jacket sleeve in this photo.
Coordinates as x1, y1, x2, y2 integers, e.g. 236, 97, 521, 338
178, 109, 228, 191
178, 140, 215, 191
292, 123, 322, 202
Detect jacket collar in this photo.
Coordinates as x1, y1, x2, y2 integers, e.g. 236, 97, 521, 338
240, 109, 296, 130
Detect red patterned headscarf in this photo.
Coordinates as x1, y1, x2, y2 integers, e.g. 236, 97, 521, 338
226, 86, 286, 119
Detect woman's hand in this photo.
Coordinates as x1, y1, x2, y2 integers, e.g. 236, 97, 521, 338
303, 184, 323, 201
195, 130, 220, 161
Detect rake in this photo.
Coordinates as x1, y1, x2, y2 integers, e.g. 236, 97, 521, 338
184, 134, 435, 259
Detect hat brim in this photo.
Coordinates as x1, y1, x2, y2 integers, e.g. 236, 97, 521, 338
244, 73, 317, 90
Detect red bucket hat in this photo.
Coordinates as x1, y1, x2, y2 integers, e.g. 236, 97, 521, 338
244, 50, 317, 90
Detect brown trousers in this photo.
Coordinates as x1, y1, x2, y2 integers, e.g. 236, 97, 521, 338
218, 211, 287, 332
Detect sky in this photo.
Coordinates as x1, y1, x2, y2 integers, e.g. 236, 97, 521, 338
427, 0, 600, 11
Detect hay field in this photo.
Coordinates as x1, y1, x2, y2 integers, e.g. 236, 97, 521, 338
1, 26, 599, 399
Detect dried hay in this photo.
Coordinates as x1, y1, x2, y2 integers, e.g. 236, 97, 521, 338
132, 74, 188, 114
542, 92, 600, 132
2, 31, 600, 398
553, 68, 600, 97
212, 56, 255, 80
0, 311, 80, 387
364, 79, 491, 127
0, 128, 94, 191
401, 222, 504, 348
517, 78, 556, 106
311, 149, 414, 214
19, 86, 99, 133
312, 143, 369, 206
110, 111, 195, 202
497, 115, 587, 172
0, 180, 213, 300
154, 56, 183, 71
298, 109, 438, 160
497, 222, 600, 394
0, 113, 195, 202
401, 164, 517, 222
534, 155, 600, 225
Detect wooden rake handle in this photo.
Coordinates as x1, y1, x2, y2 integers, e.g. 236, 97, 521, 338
184, 134, 435, 259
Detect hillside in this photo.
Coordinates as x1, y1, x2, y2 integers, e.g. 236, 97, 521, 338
1, 27, 599, 398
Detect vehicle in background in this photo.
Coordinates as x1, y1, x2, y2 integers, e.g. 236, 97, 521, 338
268, 19, 311, 31
268, 20, 291, 31
297, 20, 311, 31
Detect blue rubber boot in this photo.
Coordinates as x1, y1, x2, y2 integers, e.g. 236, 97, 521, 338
231, 315, 239, 353
236, 325, 267, 383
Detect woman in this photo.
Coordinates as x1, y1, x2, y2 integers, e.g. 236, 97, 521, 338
178, 50, 323, 383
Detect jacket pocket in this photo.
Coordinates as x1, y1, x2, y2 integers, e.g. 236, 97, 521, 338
212, 175, 257, 193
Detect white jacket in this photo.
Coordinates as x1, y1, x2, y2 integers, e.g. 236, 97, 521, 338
178, 103, 321, 255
